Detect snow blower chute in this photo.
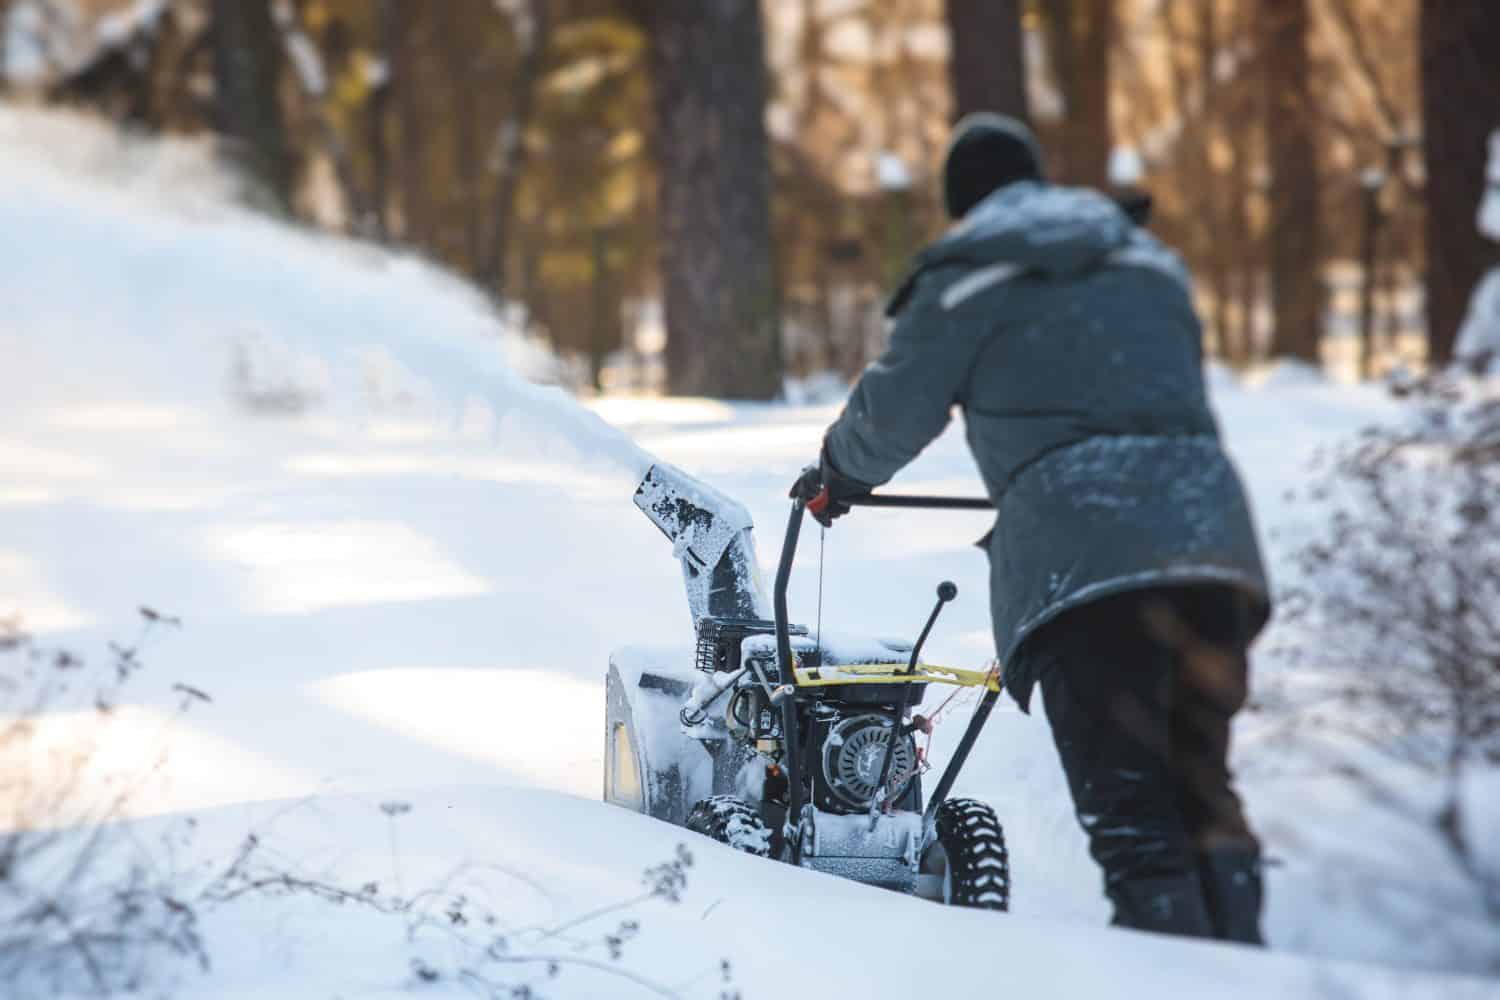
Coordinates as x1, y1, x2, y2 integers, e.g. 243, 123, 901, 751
605, 465, 1011, 909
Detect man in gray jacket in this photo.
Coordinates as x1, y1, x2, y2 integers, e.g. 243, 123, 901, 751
793, 114, 1272, 942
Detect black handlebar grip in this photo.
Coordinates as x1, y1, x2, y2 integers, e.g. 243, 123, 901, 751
938, 581, 958, 602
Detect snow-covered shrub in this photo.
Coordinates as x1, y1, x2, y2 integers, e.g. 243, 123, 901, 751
1276, 381, 1500, 920
0, 610, 211, 997
205, 821, 737, 998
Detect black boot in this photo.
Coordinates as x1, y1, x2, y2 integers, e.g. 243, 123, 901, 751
1107, 872, 1215, 938
1198, 846, 1265, 945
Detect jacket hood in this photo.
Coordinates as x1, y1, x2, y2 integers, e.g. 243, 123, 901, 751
925, 181, 1135, 278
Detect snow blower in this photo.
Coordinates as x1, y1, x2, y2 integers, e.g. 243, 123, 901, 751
605, 464, 1010, 910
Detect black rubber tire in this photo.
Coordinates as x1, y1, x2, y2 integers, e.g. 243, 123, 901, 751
933, 797, 1010, 910
685, 795, 771, 857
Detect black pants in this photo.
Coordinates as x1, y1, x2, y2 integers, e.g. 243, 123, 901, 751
1027, 585, 1259, 889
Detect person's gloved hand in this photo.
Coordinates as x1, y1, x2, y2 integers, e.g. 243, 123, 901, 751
789, 451, 871, 528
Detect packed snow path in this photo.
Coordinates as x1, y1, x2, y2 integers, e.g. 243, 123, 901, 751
1, 107, 1495, 998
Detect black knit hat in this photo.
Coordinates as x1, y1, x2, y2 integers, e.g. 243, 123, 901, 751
942, 113, 1047, 220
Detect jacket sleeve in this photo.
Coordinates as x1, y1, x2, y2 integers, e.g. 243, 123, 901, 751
823, 268, 981, 488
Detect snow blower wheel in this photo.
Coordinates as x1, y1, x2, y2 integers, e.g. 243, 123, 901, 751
927, 798, 1011, 910
686, 795, 772, 857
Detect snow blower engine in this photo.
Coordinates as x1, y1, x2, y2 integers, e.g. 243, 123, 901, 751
605, 464, 1010, 910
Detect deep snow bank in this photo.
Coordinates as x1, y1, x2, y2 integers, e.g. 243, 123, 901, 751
0, 105, 648, 483
0, 100, 675, 823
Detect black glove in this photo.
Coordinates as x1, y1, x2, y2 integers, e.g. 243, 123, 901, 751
789, 450, 871, 528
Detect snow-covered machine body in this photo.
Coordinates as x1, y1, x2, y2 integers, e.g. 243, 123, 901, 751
606, 464, 1011, 908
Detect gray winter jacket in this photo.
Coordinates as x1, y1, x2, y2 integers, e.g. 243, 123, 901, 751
822, 182, 1270, 708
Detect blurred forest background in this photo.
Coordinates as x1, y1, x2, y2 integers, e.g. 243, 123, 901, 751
1, 0, 1497, 399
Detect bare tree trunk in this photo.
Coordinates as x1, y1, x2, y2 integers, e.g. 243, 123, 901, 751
1233, 0, 1264, 366
1261, 0, 1324, 363
1230, 151, 1258, 366
212, 0, 292, 210
1196, 1, 1234, 360
1358, 175, 1383, 377
483, 0, 551, 299
275, 4, 367, 233
588, 227, 615, 392
943, 0, 1028, 123
367, 0, 396, 242
0, 0, 11, 91
437, 2, 483, 272
1420, 1, 1500, 365
1162, 0, 1228, 354
797, 0, 840, 372
394, 3, 429, 245
1046, 0, 1112, 187
640, 0, 782, 399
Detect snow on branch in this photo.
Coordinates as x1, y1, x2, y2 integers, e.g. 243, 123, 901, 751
0, 610, 213, 997
1271, 379, 1500, 927
271, 0, 325, 97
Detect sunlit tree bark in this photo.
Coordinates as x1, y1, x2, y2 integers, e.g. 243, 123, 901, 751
1420, 0, 1500, 364
0, 0, 11, 91
637, 0, 782, 399
943, 0, 1028, 123
1045, 0, 1112, 187
1261, 0, 1324, 362
367, 0, 396, 241
483, 0, 551, 299
211, 0, 291, 210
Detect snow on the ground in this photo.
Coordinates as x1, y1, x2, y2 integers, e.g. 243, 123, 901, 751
2, 105, 1497, 998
